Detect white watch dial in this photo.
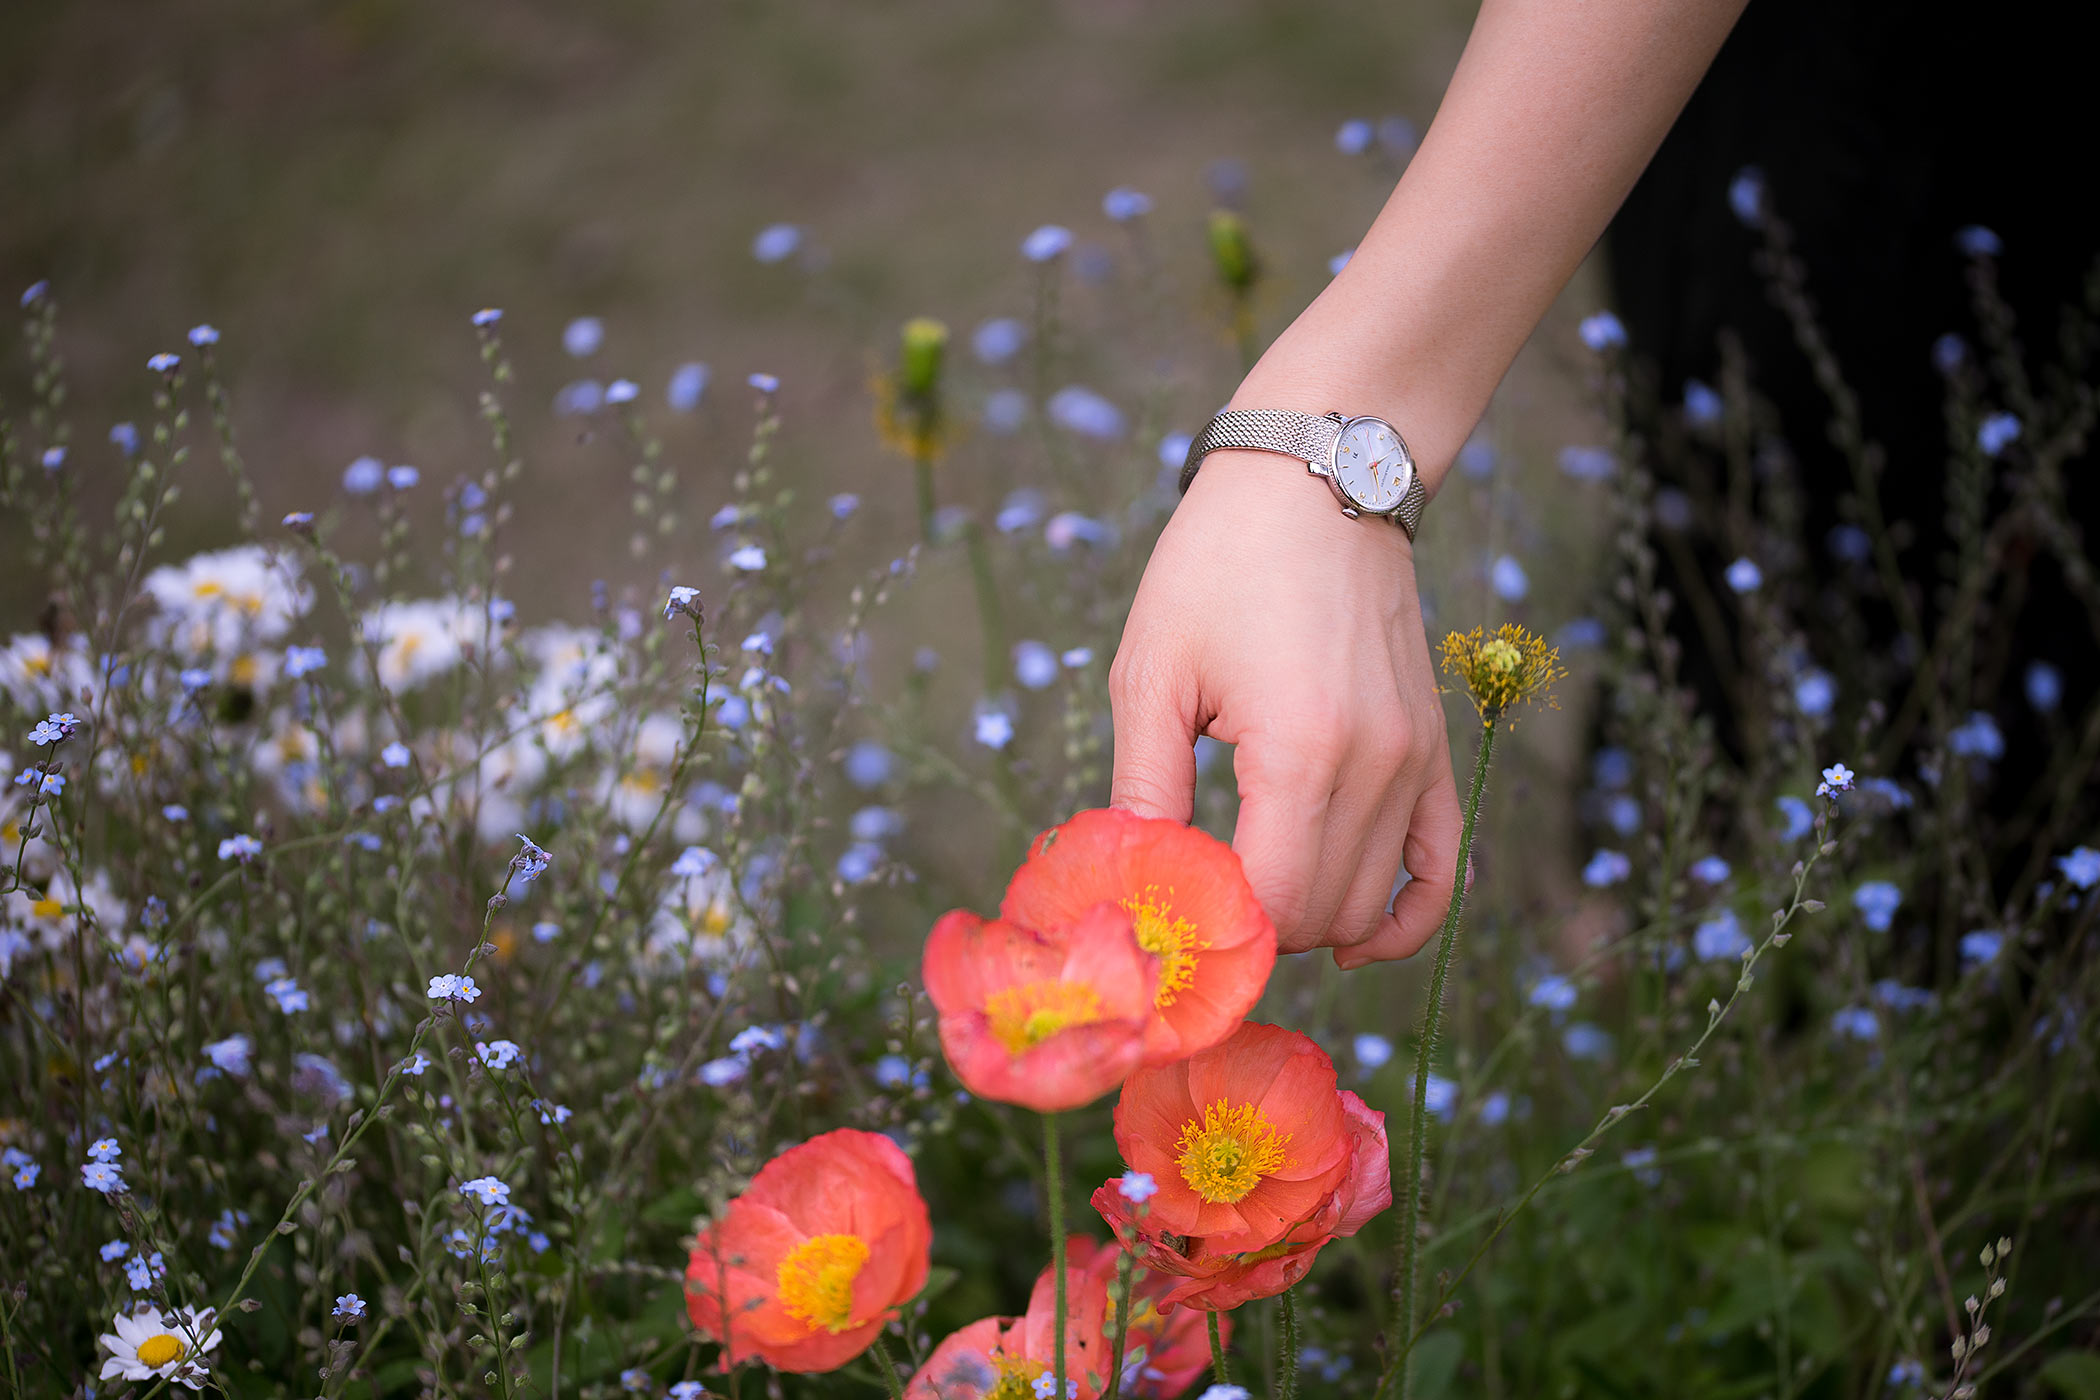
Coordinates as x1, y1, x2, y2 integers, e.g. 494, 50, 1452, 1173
1331, 417, 1413, 512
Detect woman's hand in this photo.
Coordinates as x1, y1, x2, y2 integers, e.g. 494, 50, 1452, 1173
1109, 440, 1462, 967
1104, 0, 1746, 963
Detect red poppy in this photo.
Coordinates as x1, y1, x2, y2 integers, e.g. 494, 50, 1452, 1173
1109, 1021, 1358, 1248
1090, 1025, 1392, 1311
1069, 1236, 1223, 1399
1000, 808, 1277, 1063
905, 1260, 1113, 1399
686, 1128, 932, 1373
923, 903, 1158, 1112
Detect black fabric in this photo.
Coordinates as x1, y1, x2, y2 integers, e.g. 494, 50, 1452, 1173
1607, 0, 2100, 791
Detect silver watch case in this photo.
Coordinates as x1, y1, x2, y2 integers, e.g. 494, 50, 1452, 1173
1179, 407, 1427, 540
1313, 412, 1418, 522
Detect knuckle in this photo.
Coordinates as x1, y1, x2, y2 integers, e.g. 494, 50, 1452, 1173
1107, 641, 1173, 714
1261, 874, 1315, 940
1360, 723, 1412, 774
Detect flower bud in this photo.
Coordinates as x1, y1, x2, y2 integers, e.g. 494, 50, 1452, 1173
1208, 210, 1259, 293
899, 318, 948, 400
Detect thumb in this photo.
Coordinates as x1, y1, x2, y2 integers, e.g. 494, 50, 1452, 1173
1108, 650, 1198, 823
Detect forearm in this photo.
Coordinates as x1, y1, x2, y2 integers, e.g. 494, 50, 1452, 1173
1237, 0, 1747, 494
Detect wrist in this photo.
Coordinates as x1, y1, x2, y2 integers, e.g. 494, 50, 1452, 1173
1230, 304, 1489, 506
1180, 445, 1415, 574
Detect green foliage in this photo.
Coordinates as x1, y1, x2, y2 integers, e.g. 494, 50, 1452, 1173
0, 175, 2096, 1400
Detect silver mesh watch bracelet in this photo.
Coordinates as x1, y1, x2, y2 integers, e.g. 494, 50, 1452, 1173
1179, 408, 1428, 541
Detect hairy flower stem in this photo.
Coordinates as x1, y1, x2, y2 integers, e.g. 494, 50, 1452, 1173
1278, 1287, 1302, 1400
1388, 720, 1497, 1400
871, 1334, 906, 1400
1208, 1311, 1230, 1385
1102, 1242, 1136, 1400
1045, 1112, 1069, 1400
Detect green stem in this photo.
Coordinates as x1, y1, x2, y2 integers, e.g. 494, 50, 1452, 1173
1208, 1311, 1230, 1386
1279, 1288, 1302, 1400
965, 518, 1024, 865
964, 521, 1008, 698
913, 452, 937, 546
870, 1334, 907, 1400
1390, 720, 1498, 1400
1102, 1245, 1135, 1400
1045, 1112, 1068, 1399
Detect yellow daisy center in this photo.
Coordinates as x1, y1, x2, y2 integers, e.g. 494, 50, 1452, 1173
775, 1233, 869, 1334
136, 1332, 186, 1367
1121, 886, 1207, 1008
984, 980, 1104, 1054
1175, 1099, 1290, 1204
31, 898, 63, 920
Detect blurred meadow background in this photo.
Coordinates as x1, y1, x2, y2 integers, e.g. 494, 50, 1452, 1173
1, 0, 1590, 609
6, 2, 2096, 1398
1, 0, 1608, 902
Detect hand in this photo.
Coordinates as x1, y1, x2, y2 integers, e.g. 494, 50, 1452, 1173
1109, 436, 1463, 966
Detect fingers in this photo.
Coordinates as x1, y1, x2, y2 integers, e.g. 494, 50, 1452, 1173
1325, 777, 1414, 951
1230, 732, 1336, 950
1108, 645, 1199, 824
1333, 755, 1462, 970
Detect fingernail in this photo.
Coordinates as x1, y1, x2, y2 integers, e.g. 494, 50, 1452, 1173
1464, 856, 1476, 894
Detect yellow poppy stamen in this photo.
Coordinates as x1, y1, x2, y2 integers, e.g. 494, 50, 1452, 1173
1175, 1099, 1290, 1205
984, 980, 1105, 1054
1121, 886, 1207, 1008
775, 1233, 870, 1334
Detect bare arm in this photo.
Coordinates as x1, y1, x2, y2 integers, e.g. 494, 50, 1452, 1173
1244, 0, 1749, 489
1111, 0, 1748, 965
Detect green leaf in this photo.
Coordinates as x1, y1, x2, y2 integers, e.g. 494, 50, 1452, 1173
1412, 1330, 1465, 1400
2041, 1351, 2100, 1400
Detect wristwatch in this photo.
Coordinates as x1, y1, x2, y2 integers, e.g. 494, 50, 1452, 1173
1180, 409, 1427, 541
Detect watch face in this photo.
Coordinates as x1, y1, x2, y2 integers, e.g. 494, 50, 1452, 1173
1331, 416, 1414, 513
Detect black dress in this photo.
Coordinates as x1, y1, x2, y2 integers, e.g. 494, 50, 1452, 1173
1606, 0, 2098, 858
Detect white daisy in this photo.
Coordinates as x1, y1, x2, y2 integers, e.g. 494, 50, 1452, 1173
521, 626, 620, 759
360, 598, 482, 692
0, 632, 95, 714
143, 545, 311, 661
642, 857, 753, 973
0, 785, 62, 883
5, 868, 125, 952
99, 1304, 222, 1390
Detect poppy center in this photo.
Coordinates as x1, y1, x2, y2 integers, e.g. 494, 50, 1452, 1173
136, 1333, 186, 1367
775, 1232, 870, 1334
1175, 1099, 1290, 1204
985, 1357, 1048, 1400
984, 980, 1105, 1054
1121, 886, 1208, 1007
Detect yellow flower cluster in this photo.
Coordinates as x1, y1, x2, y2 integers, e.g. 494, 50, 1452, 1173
1440, 623, 1566, 727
